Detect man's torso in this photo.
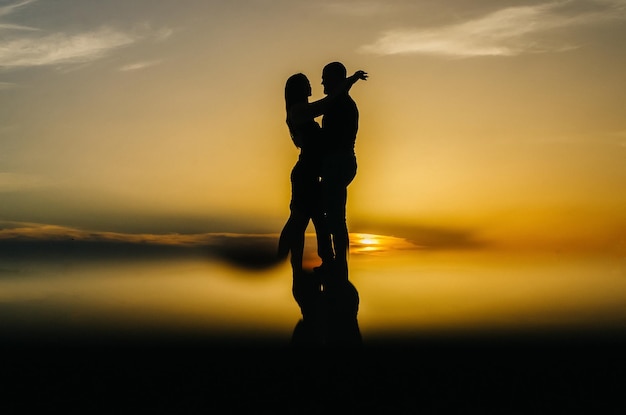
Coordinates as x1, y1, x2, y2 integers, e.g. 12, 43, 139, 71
322, 96, 359, 154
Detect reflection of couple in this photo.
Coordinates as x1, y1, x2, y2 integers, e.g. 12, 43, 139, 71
278, 62, 367, 285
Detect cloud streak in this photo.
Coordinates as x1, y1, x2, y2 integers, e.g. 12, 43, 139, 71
0, 222, 424, 270
0, 222, 282, 268
119, 60, 162, 72
0, 221, 224, 246
0, 0, 36, 18
360, 0, 626, 57
0, 0, 169, 69
0, 27, 138, 67
0, 22, 37, 30
0, 0, 39, 31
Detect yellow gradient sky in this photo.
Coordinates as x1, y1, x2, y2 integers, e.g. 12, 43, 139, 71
1, 0, 625, 253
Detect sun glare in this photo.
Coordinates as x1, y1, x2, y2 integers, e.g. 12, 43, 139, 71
351, 233, 382, 254
359, 237, 378, 245
301, 232, 419, 269
349, 233, 417, 254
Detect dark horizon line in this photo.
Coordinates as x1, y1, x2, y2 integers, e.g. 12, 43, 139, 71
0, 218, 489, 252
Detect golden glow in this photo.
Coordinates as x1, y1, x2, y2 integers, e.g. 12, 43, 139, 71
352, 233, 382, 253
349, 233, 420, 255
1, 251, 624, 337
0, 1, 625, 344
360, 237, 376, 246
355, 251, 626, 334
0, 1, 624, 254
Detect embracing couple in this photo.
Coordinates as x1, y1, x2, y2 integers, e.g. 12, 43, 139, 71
278, 62, 367, 286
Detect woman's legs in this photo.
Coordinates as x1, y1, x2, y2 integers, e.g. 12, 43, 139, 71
279, 209, 310, 275
279, 158, 335, 274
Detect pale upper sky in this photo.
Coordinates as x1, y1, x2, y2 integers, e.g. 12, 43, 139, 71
1, 0, 625, 252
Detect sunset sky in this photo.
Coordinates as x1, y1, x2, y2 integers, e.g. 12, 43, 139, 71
1, 0, 625, 254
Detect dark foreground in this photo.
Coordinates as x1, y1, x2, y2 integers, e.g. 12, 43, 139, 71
2, 329, 625, 413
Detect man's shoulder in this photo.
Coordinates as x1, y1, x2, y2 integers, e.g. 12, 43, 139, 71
333, 95, 358, 111
322, 95, 357, 122
343, 94, 357, 104
345, 95, 358, 114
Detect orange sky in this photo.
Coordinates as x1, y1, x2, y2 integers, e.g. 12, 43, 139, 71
1, 0, 625, 253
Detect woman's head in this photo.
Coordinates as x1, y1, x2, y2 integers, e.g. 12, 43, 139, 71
285, 73, 311, 109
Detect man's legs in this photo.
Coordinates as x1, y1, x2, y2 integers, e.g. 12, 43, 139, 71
321, 153, 356, 281
327, 184, 349, 279
311, 211, 334, 266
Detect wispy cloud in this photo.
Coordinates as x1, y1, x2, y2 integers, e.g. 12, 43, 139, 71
0, 27, 137, 67
0, 222, 285, 269
119, 60, 162, 72
153, 27, 174, 41
0, 222, 421, 252
0, 221, 212, 245
0, 22, 37, 30
360, 0, 626, 57
0, 0, 36, 18
0, 0, 38, 31
0, 1, 169, 69
0, 222, 425, 269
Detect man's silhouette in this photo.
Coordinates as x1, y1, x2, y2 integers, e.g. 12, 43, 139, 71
319, 62, 359, 282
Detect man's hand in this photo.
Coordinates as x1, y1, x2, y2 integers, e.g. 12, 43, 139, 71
353, 70, 368, 81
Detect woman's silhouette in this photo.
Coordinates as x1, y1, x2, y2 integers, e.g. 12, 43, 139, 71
278, 71, 367, 278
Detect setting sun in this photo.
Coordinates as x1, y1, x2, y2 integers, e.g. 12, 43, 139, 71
349, 233, 420, 254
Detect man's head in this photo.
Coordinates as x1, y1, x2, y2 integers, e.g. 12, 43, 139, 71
322, 62, 347, 95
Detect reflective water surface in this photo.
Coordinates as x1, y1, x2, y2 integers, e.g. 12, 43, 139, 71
1, 247, 624, 342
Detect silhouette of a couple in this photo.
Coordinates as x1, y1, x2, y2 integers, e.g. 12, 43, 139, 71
278, 62, 367, 286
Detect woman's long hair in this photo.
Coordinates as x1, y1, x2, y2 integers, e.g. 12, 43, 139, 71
284, 73, 309, 147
